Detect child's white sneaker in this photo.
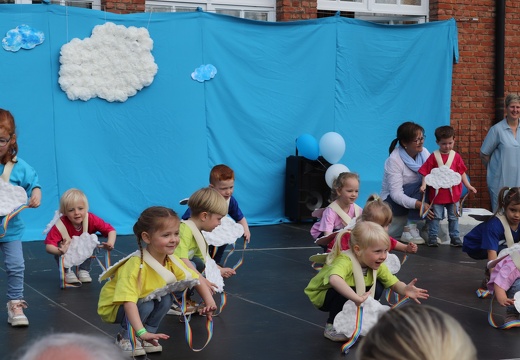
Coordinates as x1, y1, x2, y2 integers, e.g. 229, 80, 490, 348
77, 270, 92, 283
401, 224, 425, 245
65, 270, 81, 284
7, 300, 29, 327
142, 339, 163, 353
115, 333, 146, 357
323, 323, 347, 342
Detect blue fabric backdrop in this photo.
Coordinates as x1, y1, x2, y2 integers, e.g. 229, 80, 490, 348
0, 5, 459, 240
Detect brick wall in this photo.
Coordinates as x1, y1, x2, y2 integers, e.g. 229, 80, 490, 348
101, 0, 145, 14
276, 0, 317, 21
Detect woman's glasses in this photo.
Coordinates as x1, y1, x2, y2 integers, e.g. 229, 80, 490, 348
413, 136, 426, 144
0, 136, 11, 147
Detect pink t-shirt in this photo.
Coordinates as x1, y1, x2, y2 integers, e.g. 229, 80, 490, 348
310, 202, 361, 239
487, 255, 520, 293
326, 231, 398, 252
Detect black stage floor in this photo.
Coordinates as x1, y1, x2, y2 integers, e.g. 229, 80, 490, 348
3, 223, 520, 360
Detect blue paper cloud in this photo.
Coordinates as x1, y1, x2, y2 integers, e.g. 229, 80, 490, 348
2, 24, 45, 52
191, 64, 217, 82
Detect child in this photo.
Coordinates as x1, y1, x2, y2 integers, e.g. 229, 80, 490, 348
326, 194, 418, 255
172, 187, 235, 315
487, 250, 520, 323
419, 126, 476, 247
44, 188, 116, 285
0, 109, 41, 327
312, 172, 363, 248
358, 304, 477, 360
463, 186, 520, 288
97, 206, 216, 356
182, 164, 251, 265
304, 221, 428, 342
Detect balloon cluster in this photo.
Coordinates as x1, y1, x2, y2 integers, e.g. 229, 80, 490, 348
296, 132, 350, 188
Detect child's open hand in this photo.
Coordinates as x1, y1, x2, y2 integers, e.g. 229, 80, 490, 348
58, 240, 70, 254
404, 278, 429, 303
139, 331, 170, 343
353, 291, 371, 307
497, 297, 515, 307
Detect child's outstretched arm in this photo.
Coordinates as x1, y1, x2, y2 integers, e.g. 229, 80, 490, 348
329, 274, 370, 307
494, 284, 515, 307
123, 302, 169, 344
390, 278, 429, 304
238, 218, 251, 243
180, 258, 218, 294
194, 283, 217, 320
100, 230, 116, 251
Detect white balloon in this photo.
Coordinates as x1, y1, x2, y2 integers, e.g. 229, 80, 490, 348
320, 132, 346, 164
325, 164, 350, 188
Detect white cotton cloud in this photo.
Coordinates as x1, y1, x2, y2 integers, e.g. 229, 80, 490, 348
0, 181, 27, 216
425, 165, 461, 189
63, 233, 99, 268
58, 22, 158, 102
204, 256, 225, 293
203, 216, 244, 246
334, 297, 390, 337
384, 253, 401, 275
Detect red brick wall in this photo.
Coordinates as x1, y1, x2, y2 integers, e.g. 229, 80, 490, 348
276, 0, 317, 21
101, 0, 145, 14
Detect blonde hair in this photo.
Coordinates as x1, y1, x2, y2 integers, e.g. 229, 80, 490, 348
188, 187, 228, 216
358, 304, 477, 360
59, 188, 89, 214
327, 221, 389, 265
330, 172, 359, 202
361, 194, 392, 228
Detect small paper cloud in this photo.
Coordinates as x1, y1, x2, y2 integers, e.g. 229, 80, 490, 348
334, 297, 390, 337
202, 216, 244, 246
0, 181, 27, 216
425, 165, 461, 189
58, 22, 158, 102
191, 64, 217, 82
2, 24, 45, 52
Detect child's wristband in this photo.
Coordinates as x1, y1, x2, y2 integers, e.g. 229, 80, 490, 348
136, 328, 147, 337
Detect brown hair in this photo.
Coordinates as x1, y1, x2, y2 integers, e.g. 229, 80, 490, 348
388, 121, 425, 155
496, 186, 520, 217
0, 109, 18, 164
361, 194, 392, 228
209, 164, 234, 185
434, 125, 455, 142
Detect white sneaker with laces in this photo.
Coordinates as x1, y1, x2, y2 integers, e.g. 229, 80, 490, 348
115, 333, 146, 357
323, 323, 348, 342
401, 224, 425, 245
143, 339, 163, 353
65, 270, 81, 284
7, 300, 29, 327
77, 270, 92, 283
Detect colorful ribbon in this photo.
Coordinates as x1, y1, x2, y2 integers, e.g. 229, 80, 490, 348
176, 289, 214, 351
0, 204, 28, 238
476, 288, 491, 298
222, 238, 247, 271
59, 249, 111, 289
487, 294, 520, 329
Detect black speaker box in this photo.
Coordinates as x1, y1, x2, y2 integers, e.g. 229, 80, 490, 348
285, 156, 331, 222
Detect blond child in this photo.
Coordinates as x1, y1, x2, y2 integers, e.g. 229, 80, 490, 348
304, 221, 428, 342
44, 189, 116, 284
183, 164, 250, 265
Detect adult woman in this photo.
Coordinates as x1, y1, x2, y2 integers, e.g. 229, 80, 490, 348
380, 122, 431, 243
481, 93, 520, 211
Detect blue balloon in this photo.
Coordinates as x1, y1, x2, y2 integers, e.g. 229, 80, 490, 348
461, 175, 470, 197
296, 134, 319, 160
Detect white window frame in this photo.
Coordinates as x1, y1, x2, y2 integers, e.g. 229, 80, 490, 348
318, 0, 428, 17
146, 0, 276, 21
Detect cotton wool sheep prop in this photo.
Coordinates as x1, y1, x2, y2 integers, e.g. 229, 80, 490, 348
425, 165, 461, 191
202, 216, 244, 246
58, 22, 158, 102
0, 180, 27, 216
333, 297, 391, 337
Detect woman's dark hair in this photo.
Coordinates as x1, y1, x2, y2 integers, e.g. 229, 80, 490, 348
388, 122, 425, 155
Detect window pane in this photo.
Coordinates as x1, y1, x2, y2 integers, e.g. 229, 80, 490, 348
145, 5, 173, 11
375, 0, 397, 3
340, 0, 362, 2
0, 0, 16, 2
401, 0, 421, 4
176, 6, 197, 12
244, 11, 267, 21
216, 8, 241, 17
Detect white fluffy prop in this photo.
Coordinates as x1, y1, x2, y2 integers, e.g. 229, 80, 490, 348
42, 210, 62, 234
425, 165, 461, 189
333, 297, 390, 337
63, 233, 99, 268
0, 180, 27, 216
497, 244, 520, 259
202, 216, 244, 246
384, 253, 401, 275
58, 22, 158, 102
204, 255, 224, 293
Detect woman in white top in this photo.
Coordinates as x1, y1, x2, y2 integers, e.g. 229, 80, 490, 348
381, 122, 432, 243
